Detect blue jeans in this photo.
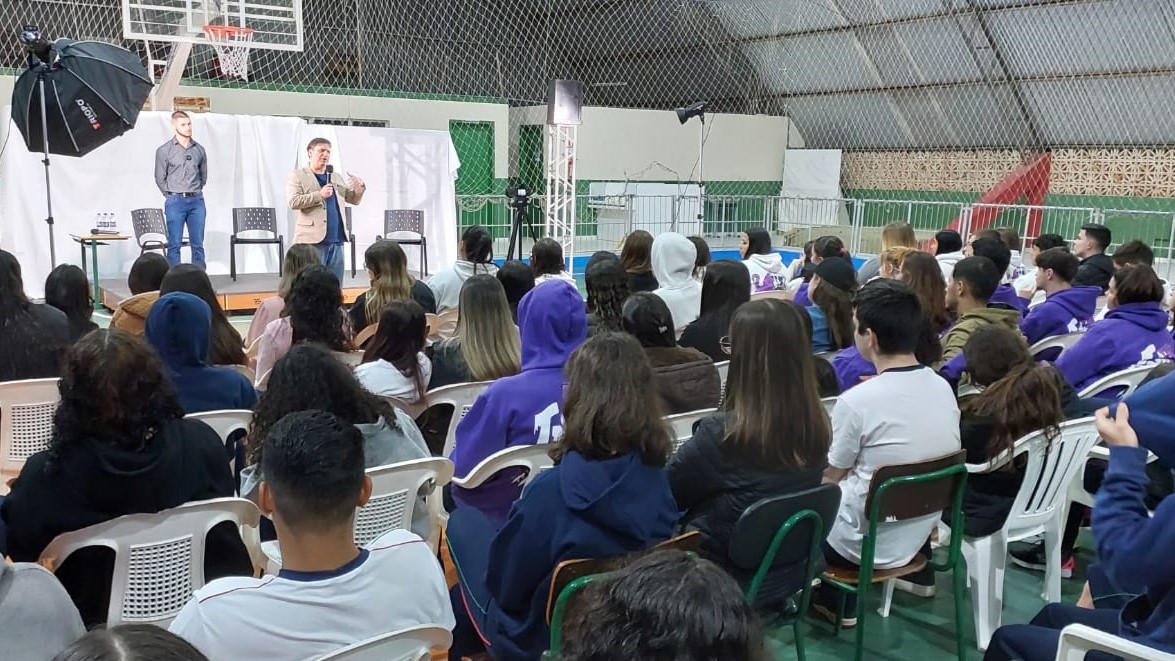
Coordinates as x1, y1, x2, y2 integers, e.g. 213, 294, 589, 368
164, 193, 206, 268
316, 241, 344, 283
985, 603, 1124, 661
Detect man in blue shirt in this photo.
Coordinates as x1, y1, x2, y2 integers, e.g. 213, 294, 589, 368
154, 111, 208, 268
286, 138, 366, 283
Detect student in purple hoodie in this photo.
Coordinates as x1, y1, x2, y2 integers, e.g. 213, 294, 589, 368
1056, 264, 1174, 393
1019, 247, 1100, 346
972, 237, 1028, 315
450, 279, 587, 526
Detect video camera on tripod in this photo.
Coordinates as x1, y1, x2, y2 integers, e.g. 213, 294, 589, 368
505, 184, 536, 260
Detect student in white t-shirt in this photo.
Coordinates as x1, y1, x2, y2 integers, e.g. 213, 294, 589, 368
169, 410, 454, 660
812, 279, 961, 627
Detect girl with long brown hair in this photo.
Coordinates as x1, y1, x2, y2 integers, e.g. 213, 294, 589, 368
428, 274, 521, 388
669, 299, 829, 561
349, 240, 437, 331
620, 229, 658, 293
808, 256, 858, 352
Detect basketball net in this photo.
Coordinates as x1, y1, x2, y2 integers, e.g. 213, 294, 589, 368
203, 25, 254, 81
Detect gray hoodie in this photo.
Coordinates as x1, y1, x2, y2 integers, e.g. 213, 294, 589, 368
651, 232, 702, 331
426, 259, 500, 312
0, 562, 85, 661
239, 408, 432, 538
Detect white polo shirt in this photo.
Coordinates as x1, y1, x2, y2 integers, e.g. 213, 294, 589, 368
826, 364, 961, 569
169, 529, 454, 661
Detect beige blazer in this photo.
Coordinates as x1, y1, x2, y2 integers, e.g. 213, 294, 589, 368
286, 165, 365, 245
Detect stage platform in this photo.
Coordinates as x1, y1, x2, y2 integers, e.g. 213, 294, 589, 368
99, 272, 371, 313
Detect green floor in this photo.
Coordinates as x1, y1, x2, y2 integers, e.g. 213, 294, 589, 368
766, 543, 1091, 660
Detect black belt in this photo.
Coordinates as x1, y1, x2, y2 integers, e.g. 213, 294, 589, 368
167, 191, 201, 197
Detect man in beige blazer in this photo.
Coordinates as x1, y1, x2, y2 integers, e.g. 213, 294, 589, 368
287, 137, 366, 282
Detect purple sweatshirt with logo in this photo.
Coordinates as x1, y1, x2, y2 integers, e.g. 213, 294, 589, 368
1056, 301, 1175, 393
451, 280, 587, 527
1019, 286, 1101, 345
832, 345, 876, 392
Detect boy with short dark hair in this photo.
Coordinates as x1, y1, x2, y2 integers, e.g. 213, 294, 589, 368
1071, 224, 1114, 292
1019, 247, 1100, 346
971, 238, 1028, 314
941, 256, 1022, 365
169, 410, 454, 660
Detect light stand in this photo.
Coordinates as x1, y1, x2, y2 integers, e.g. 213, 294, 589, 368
36, 71, 56, 267
676, 101, 709, 234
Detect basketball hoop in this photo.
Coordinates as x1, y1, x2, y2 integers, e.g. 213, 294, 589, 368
203, 24, 254, 81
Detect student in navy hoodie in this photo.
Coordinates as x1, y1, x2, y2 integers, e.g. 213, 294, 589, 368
1056, 264, 1174, 393
145, 292, 257, 414
450, 279, 587, 526
1019, 247, 1100, 346
972, 237, 1029, 315
446, 332, 679, 661
984, 403, 1175, 661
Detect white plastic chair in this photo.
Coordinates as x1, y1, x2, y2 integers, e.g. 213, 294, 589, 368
0, 378, 61, 477
821, 396, 837, 415
1028, 332, 1085, 361
665, 408, 717, 453
263, 458, 454, 573
37, 497, 261, 627
451, 443, 553, 490
959, 418, 1102, 650
185, 410, 252, 447
424, 381, 492, 457
317, 625, 453, 661
1054, 624, 1175, 661
1076, 364, 1159, 399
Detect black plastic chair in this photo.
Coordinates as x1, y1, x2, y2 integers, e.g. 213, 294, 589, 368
377, 210, 427, 277
229, 207, 284, 281
727, 484, 842, 661
131, 208, 187, 256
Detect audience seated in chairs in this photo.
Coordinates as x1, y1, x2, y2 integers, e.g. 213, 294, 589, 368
240, 344, 430, 538
111, 253, 170, 335
59, 625, 209, 661
0, 561, 84, 661
446, 332, 679, 661
145, 293, 257, 414
160, 265, 247, 367
355, 300, 431, 403
856, 221, 917, 285
1013, 233, 1067, 301
44, 264, 97, 342
170, 410, 453, 660
0, 330, 252, 626
1070, 223, 1115, 293
740, 228, 789, 293
0, 249, 70, 382
940, 256, 1020, 380
245, 244, 319, 347
621, 292, 721, 415
427, 274, 520, 390
495, 260, 535, 324
1055, 264, 1174, 393
450, 279, 586, 527
584, 252, 629, 338
254, 264, 353, 386
668, 298, 828, 563
650, 232, 702, 331
560, 550, 768, 661
349, 240, 437, 333
807, 256, 858, 354
1019, 247, 1099, 346
984, 403, 1175, 661
620, 229, 658, 294
531, 237, 576, 286
679, 259, 751, 363
972, 237, 1028, 315
955, 327, 1069, 540
812, 280, 961, 623
427, 225, 497, 313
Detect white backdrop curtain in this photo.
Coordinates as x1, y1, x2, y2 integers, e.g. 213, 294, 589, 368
0, 110, 459, 297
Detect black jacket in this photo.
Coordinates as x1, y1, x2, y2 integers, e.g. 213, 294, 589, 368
668, 413, 825, 561
427, 339, 471, 390
627, 270, 658, 294
679, 313, 729, 363
0, 304, 70, 382
1, 418, 252, 625
645, 346, 721, 414
1072, 253, 1114, 293
348, 280, 438, 331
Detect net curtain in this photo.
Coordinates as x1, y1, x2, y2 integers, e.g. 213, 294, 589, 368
0, 109, 460, 297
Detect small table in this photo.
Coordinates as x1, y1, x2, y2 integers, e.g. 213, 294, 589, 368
70, 234, 131, 308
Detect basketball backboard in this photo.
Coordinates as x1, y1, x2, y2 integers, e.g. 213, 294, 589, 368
122, 0, 303, 51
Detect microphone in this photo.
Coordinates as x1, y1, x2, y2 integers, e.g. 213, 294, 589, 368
325, 164, 334, 177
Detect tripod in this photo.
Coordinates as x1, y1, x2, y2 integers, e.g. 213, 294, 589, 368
505, 199, 537, 261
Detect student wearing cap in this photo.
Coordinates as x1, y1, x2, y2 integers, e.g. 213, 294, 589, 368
806, 257, 858, 354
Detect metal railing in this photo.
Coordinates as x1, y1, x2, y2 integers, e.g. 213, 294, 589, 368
453, 192, 1175, 278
